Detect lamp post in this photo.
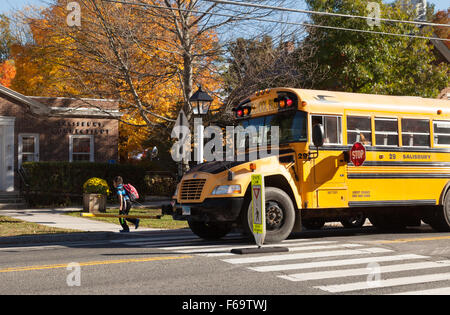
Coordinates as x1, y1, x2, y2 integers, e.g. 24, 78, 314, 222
189, 85, 213, 164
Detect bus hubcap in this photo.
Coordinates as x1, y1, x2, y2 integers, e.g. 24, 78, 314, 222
266, 201, 284, 230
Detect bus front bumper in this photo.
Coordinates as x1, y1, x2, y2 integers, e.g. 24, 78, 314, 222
171, 197, 244, 222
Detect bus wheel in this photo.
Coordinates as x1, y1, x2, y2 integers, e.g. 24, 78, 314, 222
340, 213, 366, 228
242, 187, 295, 244
427, 195, 450, 232
187, 219, 232, 240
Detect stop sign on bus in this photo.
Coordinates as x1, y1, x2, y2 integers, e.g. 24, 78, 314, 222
350, 142, 366, 166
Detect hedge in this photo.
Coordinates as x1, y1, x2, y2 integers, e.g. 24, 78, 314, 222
21, 162, 177, 206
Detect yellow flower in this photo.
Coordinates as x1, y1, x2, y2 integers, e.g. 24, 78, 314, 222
83, 177, 110, 195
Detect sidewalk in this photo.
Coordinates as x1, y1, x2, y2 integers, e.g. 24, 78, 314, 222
0, 199, 172, 234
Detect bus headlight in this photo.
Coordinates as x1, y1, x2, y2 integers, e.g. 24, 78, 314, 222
212, 185, 241, 195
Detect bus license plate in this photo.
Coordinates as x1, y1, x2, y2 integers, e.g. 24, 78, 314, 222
182, 206, 191, 216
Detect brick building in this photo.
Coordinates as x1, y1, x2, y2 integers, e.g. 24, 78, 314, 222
0, 85, 121, 192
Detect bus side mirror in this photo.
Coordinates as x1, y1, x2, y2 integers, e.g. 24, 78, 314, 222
312, 124, 324, 147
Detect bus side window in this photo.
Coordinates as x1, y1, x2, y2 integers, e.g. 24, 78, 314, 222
375, 117, 398, 146
402, 119, 430, 147
347, 116, 372, 146
311, 115, 342, 145
433, 121, 450, 146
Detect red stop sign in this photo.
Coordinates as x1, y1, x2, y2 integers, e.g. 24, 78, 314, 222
350, 142, 366, 166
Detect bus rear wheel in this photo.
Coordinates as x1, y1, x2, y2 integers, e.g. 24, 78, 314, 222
241, 187, 295, 244
427, 194, 450, 232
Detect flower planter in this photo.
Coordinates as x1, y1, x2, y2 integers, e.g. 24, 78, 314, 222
83, 193, 106, 213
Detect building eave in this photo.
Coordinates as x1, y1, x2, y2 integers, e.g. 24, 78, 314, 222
0, 85, 50, 115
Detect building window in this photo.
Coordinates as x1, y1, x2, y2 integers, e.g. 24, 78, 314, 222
402, 119, 430, 147
69, 135, 94, 162
347, 116, 372, 146
311, 115, 342, 145
433, 121, 450, 146
375, 117, 398, 146
18, 134, 39, 168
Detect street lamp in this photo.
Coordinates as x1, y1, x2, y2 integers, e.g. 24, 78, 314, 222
189, 86, 213, 164
189, 85, 213, 116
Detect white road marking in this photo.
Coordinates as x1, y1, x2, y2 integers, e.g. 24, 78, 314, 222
316, 272, 450, 293
390, 286, 450, 295
222, 247, 393, 264
280, 260, 450, 282
249, 254, 428, 272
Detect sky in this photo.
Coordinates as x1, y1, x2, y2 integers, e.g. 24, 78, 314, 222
0, 0, 448, 14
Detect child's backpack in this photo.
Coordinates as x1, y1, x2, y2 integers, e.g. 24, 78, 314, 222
123, 184, 139, 202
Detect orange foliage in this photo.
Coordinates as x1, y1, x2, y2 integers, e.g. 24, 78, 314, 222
10, 0, 222, 158
434, 9, 450, 50
0, 60, 16, 88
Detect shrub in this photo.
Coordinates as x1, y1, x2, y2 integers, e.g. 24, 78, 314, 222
83, 177, 110, 195
21, 162, 177, 206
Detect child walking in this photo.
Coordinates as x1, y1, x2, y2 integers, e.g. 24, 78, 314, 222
113, 176, 140, 233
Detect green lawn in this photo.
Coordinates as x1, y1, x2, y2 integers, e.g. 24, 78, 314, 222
65, 208, 189, 230
0, 216, 79, 237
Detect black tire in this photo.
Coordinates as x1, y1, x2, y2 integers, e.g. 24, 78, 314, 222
427, 194, 450, 232
188, 219, 232, 240
241, 187, 295, 244
340, 213, 366, 228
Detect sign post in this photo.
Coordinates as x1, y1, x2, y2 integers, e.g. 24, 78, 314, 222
251, 174, 265, 247
230, 174, 289, 255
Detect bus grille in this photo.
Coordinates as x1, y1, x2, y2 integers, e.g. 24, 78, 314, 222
180, 179, 206, 200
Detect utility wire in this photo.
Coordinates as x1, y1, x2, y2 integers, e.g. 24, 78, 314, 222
102, 0, 450, 42
204, 0, 450, 28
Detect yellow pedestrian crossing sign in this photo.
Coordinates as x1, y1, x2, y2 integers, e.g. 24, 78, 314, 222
251, 174, 265, 246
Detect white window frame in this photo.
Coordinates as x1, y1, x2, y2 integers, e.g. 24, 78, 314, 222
401, 118, 430, 148
433, 120, 450, 147
69, 135, 94, 162
374, 117, 399, 147
346, 115, 372, 146
310, 114, 343, 146
18, 133, 39, 168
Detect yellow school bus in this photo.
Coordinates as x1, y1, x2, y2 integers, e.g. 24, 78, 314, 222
172, 88, 450, 243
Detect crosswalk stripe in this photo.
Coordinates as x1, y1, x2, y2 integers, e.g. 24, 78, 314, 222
249, 254, 428, 272
195, 243, 362, 257
287, 243, 362, 252
316, 272, 450, 293
160, 240, 336, 252
222, 247, 392, 264
279, 260, 450, 282
390, 287, 450, 295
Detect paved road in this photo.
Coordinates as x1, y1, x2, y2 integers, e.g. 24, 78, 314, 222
1, 225, 450, 296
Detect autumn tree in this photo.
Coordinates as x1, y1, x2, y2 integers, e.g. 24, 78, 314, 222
9, 0, 298, 162
0, 14, 16, 88
0, 60, 16, 88
433, 9, 449, 50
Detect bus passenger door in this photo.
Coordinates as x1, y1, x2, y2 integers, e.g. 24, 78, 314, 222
310, 115, 348, 208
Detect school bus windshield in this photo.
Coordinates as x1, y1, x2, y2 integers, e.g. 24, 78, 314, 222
240, 111, 307, 146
